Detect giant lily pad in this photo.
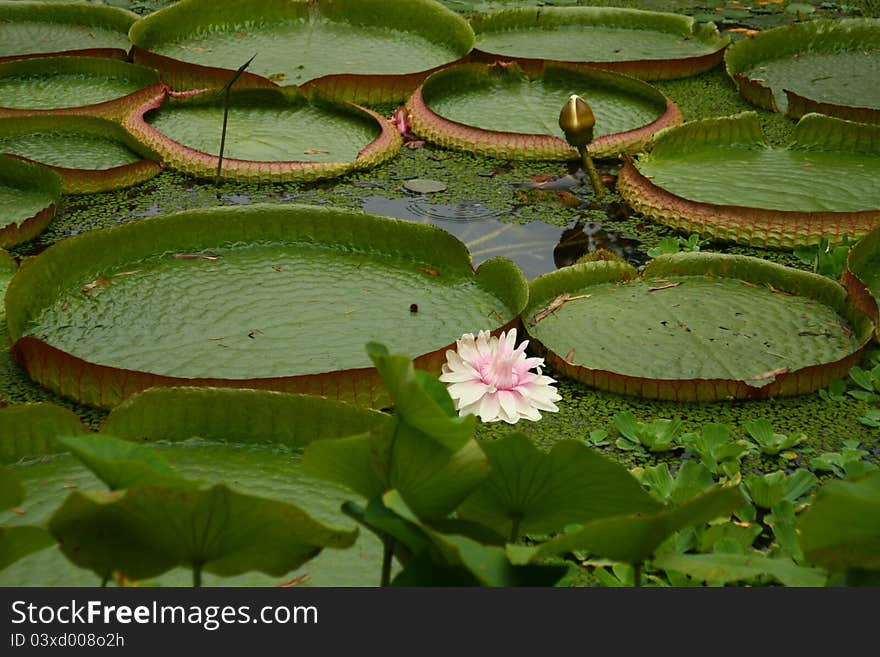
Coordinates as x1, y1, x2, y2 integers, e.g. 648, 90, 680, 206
0, 390, 390, 586
522, 253, 873, 401
5, 204, 528, 409
0, 154, 61, 248
0, 115, 161, 194
470, 7, 728, 80
129, 0, 475, 104
725, 18, 880, 123
842, 226, 880, 340
0, 57, 160, 119
0, 2, 136, 62
618, 112, 880, 248
125, 86, 400, 183
406, 62, 681, 160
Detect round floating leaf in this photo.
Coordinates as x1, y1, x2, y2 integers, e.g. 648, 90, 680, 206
619, 113, 880, 247
523, 252, 874, 401
0, 57, 161, 119
129, 0, 474, 104
725, 18, 880, 123
798, 471, 880, 572
407, 62, 680, 160
0, 154, 61, 248
0, 114, 161, 193
125, 86, 400, 183
470, 7, 728, 80
0, 2, 136, 62
0, 403, 89, 465
843, 225, 880, 340
456, 433, 662, 540
6, 204, 527, 409
1, 391, 394, 586
103, 386, 390, 447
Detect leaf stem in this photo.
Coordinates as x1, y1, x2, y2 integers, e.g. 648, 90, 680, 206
381, 538, 394, 587
509, 515, 522, 544
214, 53, 257, 186
193, 563, 203, 588
633, 563, 642, 588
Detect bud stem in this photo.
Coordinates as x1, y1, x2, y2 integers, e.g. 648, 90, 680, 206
578, 146, 606, 200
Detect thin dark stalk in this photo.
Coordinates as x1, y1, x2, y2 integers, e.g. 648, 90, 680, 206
214, 53, 257, 186
101, 574, 110, 588
193, 563, 203, 588
578, 146, 606, 201
509, 516, 522, 544
381, 538, 394, 587
633, 563, 642, 588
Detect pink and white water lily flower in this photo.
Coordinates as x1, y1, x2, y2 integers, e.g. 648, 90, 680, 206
439, 329, 561, 424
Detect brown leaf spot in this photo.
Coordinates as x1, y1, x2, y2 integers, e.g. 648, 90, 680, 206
81, 278, 109, 296
649, 282, 681, 292
530, 293, 591, 326
565, 349, 576, 363
747, 366, 789, 381
419, 267, 441, 277
303, 149, 330, 155
276, 574, 309, 587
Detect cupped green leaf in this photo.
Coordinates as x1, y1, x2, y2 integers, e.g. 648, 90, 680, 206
798, 471, 880, 572
54, 434, 190, 491
0, 57, 159, 115
654, 553, 826, 587
0, 525, 54, 572
2, 439, 381, 586
470, 7, 727, 80
0, 114, 160, 193
0, 403, 89, 465
619, 113, 880, 248
383, 490, 567, 587
532, 484, 743, 564
49, 483, 358, 582
0, 2, 135, 61
0, 154, 61, 248
725, 18, 880, 122
408, 62, 679, 160
103, 387, 390, 448
523, 252, 872, 401
457, 433, 662, 540
303, 432, 386, 502
0, 467, 23, 511
130, 0, 474, 103
5, 203, 525, 408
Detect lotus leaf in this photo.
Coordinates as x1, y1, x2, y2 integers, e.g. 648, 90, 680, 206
407, 62, 680, 160
522, 253, 873, 401
129, 0, 474, 103
470, 7, 728, 80
725, 18, 880, 123
619, 113, 880, 247
5, 204, 527, 408
842, 226, 880, 339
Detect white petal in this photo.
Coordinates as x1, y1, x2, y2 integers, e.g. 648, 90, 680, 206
477, 393, 501, 422
447, 380, 489, 406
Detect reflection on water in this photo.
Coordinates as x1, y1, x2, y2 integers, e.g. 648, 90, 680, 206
361, 195, 646, 280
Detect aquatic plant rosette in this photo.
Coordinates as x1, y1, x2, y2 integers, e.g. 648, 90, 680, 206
4, 204, 528, 409
725, 18, 880, 123
0, 154, 62, 248
618, 112, 880, 248
0, 57, 161, 120
123, 86, 401, 183
522, 253, 874, 402
0, 114, 161, 194
0, 391, 391, 586
406, 62, 681, 160
0, 2, 136, 63
128, 0, 475, 104
469, 7, 728, 80
842, 225, 880, 340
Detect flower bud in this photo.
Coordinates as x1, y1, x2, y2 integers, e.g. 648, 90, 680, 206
558, 94, 595, 148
